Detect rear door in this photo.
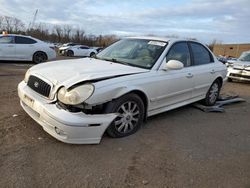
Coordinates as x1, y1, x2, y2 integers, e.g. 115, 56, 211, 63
15, 36, 37, 60
188, 42, 217, 98
0, 35, 15, 60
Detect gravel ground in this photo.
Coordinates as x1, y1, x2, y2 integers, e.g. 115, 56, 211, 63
0, 60, 250, 188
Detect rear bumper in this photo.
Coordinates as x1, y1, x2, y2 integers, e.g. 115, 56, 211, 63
18, 81, 117, 144
47, 50, 57, 60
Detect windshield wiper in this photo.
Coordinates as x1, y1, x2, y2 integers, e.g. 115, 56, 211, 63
97, 57, 130, 66
95, 57, 149, 69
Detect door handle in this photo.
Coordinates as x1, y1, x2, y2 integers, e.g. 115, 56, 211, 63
186, 73, 193, 78
7, 45, 14, 47
210, 69, 215, 74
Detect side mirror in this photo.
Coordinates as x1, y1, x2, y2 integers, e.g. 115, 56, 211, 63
163, 60, 184, 70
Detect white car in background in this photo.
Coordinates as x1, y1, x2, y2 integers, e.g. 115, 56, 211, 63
65, 45, 97, 57
18, 37, 227, 144
58, 43, 80, 55
0, 34, 56, 63
227, 51, 250, 82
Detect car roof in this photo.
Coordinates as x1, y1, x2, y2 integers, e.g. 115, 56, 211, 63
125, 36, 198, 43
0, 34, 34, 38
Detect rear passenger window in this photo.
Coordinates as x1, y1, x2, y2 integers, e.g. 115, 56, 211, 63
15, 36, 37, 44
190, 42, 213, 65
166, 42, 191, 67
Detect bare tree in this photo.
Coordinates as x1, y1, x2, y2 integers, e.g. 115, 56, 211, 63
208, 39, 218, 51
63, 24, 72, 41
0, 16, 24, 33
0, 15, 118, 47
54, 25, 63, 42
13, 17, 25, 32
0, 16, 3, 31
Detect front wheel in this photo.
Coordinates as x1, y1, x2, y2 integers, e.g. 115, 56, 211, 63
67, 50, 74, 57
90, 52, 96, 57
203, 80, 221, 106
105, 93, 145, 138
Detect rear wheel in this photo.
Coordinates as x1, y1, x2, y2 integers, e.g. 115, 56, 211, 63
203, 80, 221, 106
105, 93, 145, 138
33, 52, 47, 64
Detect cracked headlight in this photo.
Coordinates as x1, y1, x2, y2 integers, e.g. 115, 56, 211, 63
57, 84, 94, 105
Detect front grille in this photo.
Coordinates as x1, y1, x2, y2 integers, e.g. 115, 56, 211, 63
27, 75, 51, 97
230, 73, 250, 79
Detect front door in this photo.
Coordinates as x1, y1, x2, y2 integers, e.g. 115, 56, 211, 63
0, 35, 15, 60
148, 42, 194, 112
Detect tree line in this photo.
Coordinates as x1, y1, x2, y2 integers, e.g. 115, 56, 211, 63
0, 16, 118, 47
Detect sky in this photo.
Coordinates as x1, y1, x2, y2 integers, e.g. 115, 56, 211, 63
0, 0, 250, 44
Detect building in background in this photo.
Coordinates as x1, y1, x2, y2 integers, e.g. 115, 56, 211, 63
213, 43, 250, 58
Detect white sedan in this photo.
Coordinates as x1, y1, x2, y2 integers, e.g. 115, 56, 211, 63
18, 37, 227, 144
227, 51, 250, 82
65, 45, 97, 57
0, 34, 56, 63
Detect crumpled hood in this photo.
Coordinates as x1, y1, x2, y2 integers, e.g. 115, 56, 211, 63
233, 60, 250, 68
29, 58, 148, 88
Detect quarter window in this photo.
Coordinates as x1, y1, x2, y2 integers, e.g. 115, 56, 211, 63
15, 36, 37, 44
190, 42, 213, 65
166, 42, 191, 67
0, 36, 14, 43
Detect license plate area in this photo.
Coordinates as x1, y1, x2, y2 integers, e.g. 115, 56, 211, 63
23, 94, 34, 107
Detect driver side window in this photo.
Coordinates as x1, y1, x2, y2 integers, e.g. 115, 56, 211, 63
166, 42, 191, 67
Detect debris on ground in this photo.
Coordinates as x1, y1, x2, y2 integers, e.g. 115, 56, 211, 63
12, 114, 18, 117
193, 94, 246, 112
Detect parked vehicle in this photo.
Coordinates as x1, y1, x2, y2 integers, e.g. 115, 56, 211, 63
93, 47, 103, 53
227, 51, 250, 82
0, 34, 56, 63
58, 43, 80, 55
65, 45, 97, 57
18, 37, 227, 144
217, 56, 227, 64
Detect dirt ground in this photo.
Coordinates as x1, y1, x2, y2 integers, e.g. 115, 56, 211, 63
0, 60, 250, 188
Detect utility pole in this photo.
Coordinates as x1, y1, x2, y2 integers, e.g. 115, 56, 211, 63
28, 9, 38, 30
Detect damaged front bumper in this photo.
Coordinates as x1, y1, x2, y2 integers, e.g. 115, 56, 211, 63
18, 81, 117, 144
227, 68, 250, 81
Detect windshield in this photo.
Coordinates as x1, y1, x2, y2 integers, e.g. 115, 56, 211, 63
239, 51, 250, 62
96, 39, 167, 69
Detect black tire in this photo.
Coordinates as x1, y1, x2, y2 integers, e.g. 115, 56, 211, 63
227, 77, 233, 82
90, 52, 96, 57
203, 80, 222, 106
105, 93, 145, 138
67, 50, 74, 57
33, 52, 47, 64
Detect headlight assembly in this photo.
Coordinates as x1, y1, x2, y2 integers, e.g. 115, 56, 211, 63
57, 84, 94, 105
245, 66, 250, 71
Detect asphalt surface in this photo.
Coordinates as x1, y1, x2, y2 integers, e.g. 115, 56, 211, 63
0, 60, 250, 188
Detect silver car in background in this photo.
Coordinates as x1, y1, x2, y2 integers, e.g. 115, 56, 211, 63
227, 51, 250, 82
